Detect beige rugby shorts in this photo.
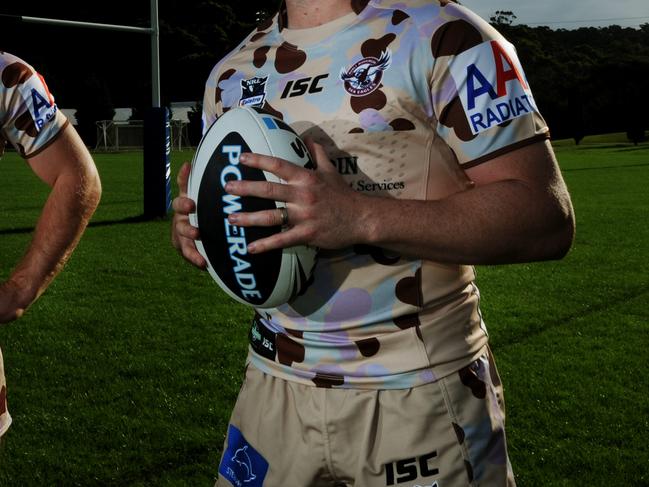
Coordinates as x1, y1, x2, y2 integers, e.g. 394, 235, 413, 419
215, 351, 515, 487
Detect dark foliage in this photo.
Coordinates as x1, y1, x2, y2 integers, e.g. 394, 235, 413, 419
496, 22, 649, 139
74, 75, 116, 147
187, 101, 203, 145
0, 1, 280, 111
1, 3, 646, 142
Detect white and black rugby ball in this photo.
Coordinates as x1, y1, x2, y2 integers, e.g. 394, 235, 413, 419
188, 106, 317, 309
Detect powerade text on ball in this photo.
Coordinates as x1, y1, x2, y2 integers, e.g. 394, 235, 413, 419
188, 106, 316, 308
219, 144, 261, 301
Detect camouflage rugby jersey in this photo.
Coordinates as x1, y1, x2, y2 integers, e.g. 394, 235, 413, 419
202, 0, 549, 389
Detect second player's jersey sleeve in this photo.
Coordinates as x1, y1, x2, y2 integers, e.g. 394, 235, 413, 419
429, 5, 549, 167
0, 52, 68, 159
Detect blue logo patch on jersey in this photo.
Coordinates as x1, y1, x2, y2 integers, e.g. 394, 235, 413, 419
219, 425, 269, 487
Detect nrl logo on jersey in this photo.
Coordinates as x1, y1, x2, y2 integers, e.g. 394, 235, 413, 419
239, 76, 268, 108
340, 50, 391, 96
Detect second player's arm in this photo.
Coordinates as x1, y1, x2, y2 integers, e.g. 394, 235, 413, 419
0, 126, 102, 322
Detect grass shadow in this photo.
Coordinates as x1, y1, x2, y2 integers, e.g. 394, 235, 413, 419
0, 214, 164, 235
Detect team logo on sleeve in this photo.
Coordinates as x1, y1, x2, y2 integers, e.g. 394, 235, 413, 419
340, 50, 391, 96
18, 72, 58, 132
449, 40, 539, 135
239, 76, 268, 108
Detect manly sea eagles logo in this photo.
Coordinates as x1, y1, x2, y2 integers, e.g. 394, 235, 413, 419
239, 76, 268, 107
340, 50, 391, 96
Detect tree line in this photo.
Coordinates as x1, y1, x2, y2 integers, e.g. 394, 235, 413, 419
1, 2, 646, 145
492, 13, 649, 143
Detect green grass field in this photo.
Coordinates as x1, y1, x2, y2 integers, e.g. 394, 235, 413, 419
0, 133, 647, 486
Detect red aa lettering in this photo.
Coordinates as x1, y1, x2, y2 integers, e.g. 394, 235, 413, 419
491, 40, 528, 97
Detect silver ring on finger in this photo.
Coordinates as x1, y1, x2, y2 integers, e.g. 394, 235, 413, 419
278, 206, 289, 227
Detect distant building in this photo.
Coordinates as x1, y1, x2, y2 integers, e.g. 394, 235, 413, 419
169, 101, 198, 123
60, 109, 78, 125
60, 104, 197, 124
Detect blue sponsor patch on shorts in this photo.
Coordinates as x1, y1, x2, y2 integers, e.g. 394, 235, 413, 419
219, 425, 269, 487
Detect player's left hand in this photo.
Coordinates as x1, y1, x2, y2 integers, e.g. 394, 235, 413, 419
224, 140, 366, 253
171, 162, 208, 269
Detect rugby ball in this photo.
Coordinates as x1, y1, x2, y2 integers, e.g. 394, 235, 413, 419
188, 106, 316, 309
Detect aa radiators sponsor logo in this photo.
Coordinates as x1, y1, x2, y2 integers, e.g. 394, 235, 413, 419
450, 40, 539, 135
19, 72, 58, 132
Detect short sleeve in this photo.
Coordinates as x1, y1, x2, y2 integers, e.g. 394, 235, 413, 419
0, 53, 68, 159
202, 65, 220, 135
201, 25, 270, 136
429, 5, 549, 168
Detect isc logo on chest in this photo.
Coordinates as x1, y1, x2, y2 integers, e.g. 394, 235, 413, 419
450, 39, 539, 135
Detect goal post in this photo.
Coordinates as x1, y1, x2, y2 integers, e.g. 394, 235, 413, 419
142, 0, 172, 218
144, 107, 171, 219
1, 0, 171, 219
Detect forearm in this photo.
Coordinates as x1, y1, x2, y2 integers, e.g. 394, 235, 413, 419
359, 179, 574, 265
220, 140, 574, 262
9, 169, 101, 304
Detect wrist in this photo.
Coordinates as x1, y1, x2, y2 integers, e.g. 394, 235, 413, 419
6, 274, 39, 309
352, 192, 385, 246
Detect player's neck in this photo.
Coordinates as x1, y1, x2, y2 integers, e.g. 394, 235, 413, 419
285, 0, 355, 29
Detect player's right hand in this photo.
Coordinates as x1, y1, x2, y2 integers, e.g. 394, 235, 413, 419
171, 162, 207, 269
0, 279, 27, 324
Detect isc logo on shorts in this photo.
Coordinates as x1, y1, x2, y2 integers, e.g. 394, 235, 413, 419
449, 40, 539, 135
384, 451, 439, 486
